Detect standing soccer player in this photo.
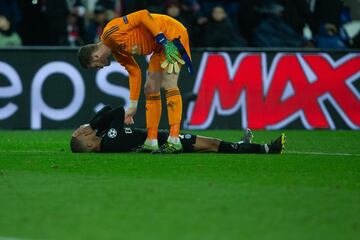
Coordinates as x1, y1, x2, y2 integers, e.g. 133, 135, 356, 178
78, 9, 193, 153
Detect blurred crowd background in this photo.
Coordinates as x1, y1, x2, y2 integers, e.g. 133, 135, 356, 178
1, 0, 359, 49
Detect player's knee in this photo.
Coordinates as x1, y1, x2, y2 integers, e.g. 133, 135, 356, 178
162, 81, 178, 90
161, 73, 179, 89
144, 82, 157, 94
145, 73, 161, 94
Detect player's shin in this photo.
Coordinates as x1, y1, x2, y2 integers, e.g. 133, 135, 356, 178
165, 87, 182, 144
145, 92, 162, 147
218, 141, 266, 154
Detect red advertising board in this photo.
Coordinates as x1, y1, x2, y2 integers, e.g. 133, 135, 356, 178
186, 52, 360, 130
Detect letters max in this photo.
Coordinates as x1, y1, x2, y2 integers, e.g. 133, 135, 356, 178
187, 53, 360, 129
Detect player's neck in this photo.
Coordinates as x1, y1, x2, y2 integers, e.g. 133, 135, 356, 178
97, 42, 112, 56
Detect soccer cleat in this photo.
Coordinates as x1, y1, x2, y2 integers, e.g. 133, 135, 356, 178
239, 128, 253, 144
268, 133, 286, 154
151, 142, 183, 154
133, 144, 159, 153
133, 140, 159, 153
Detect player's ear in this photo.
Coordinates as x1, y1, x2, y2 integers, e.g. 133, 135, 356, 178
92, 53, 99, 60
91, 47, 100, 60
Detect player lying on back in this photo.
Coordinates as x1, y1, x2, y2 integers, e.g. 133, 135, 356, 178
70, 105, 285, 154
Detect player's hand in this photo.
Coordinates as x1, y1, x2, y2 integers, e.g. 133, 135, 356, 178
162, 41, 185, 74
155, 33, 184, 74
73, 124, 93, 137
164, 41, 184, 63
125, 107, 137, 125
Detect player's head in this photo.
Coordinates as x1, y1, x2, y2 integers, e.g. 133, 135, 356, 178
78, 43, 111, 69
70, 136, 91, 153
70, 125, 101, 153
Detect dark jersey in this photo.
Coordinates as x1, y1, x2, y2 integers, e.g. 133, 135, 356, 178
101, 127, 167, 152
89, 105, 196, 153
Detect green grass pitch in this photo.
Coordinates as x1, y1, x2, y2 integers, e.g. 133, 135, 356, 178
0, 130, 359, 240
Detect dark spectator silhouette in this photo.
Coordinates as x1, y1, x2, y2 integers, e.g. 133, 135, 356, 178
0, 0, 22, 46
203, 5, 247, 47
84, 3, 109, 44
252, 1, 307, 47
67, 0, 86, 46
164, 0, 197, 46
308, 0, 350, 48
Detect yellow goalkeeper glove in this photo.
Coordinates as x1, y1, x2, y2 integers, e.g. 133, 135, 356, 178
155, 33, 185, 74
160, 59, 184, 74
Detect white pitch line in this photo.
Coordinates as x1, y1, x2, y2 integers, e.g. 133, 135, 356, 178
287, 151, 360, 157
0, 150, 359, 157
0, 150, 61, 153
0, 237, 31, 240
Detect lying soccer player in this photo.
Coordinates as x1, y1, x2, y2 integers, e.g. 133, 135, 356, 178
70, 106, 285, 154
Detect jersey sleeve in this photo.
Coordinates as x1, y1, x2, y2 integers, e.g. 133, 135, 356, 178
112, 52, 142, 101
89, 105, 113, 130
89, 107, 125, 132
124, 9, 162, 36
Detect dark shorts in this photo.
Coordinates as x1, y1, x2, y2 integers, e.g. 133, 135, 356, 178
179, 133, 197, 153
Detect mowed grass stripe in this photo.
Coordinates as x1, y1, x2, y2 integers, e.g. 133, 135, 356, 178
1, 149, 360, 157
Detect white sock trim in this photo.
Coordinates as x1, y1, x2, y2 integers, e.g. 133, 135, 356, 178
264, 144, 269, 153
145, 139, 159, 147
167, 136, 180, 145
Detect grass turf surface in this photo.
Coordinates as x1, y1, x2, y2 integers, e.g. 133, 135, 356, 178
0, 130, 359, 240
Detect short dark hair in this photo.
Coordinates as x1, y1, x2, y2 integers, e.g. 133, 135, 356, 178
70, 136, 89, 153
78, 44, 97, 68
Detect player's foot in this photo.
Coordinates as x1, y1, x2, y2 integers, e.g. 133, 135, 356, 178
268, 133, 286, 154
133, 144, 158, 153
133, 139, 159, 153
152, 142, 183, 154
239, 128, 253, 144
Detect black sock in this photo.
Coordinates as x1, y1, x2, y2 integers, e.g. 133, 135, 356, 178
218, 141, 265, 154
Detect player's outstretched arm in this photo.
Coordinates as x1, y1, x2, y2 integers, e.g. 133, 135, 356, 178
89, 105, 112, 129
112, 53, 141, 124
89, 107, 125, 132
